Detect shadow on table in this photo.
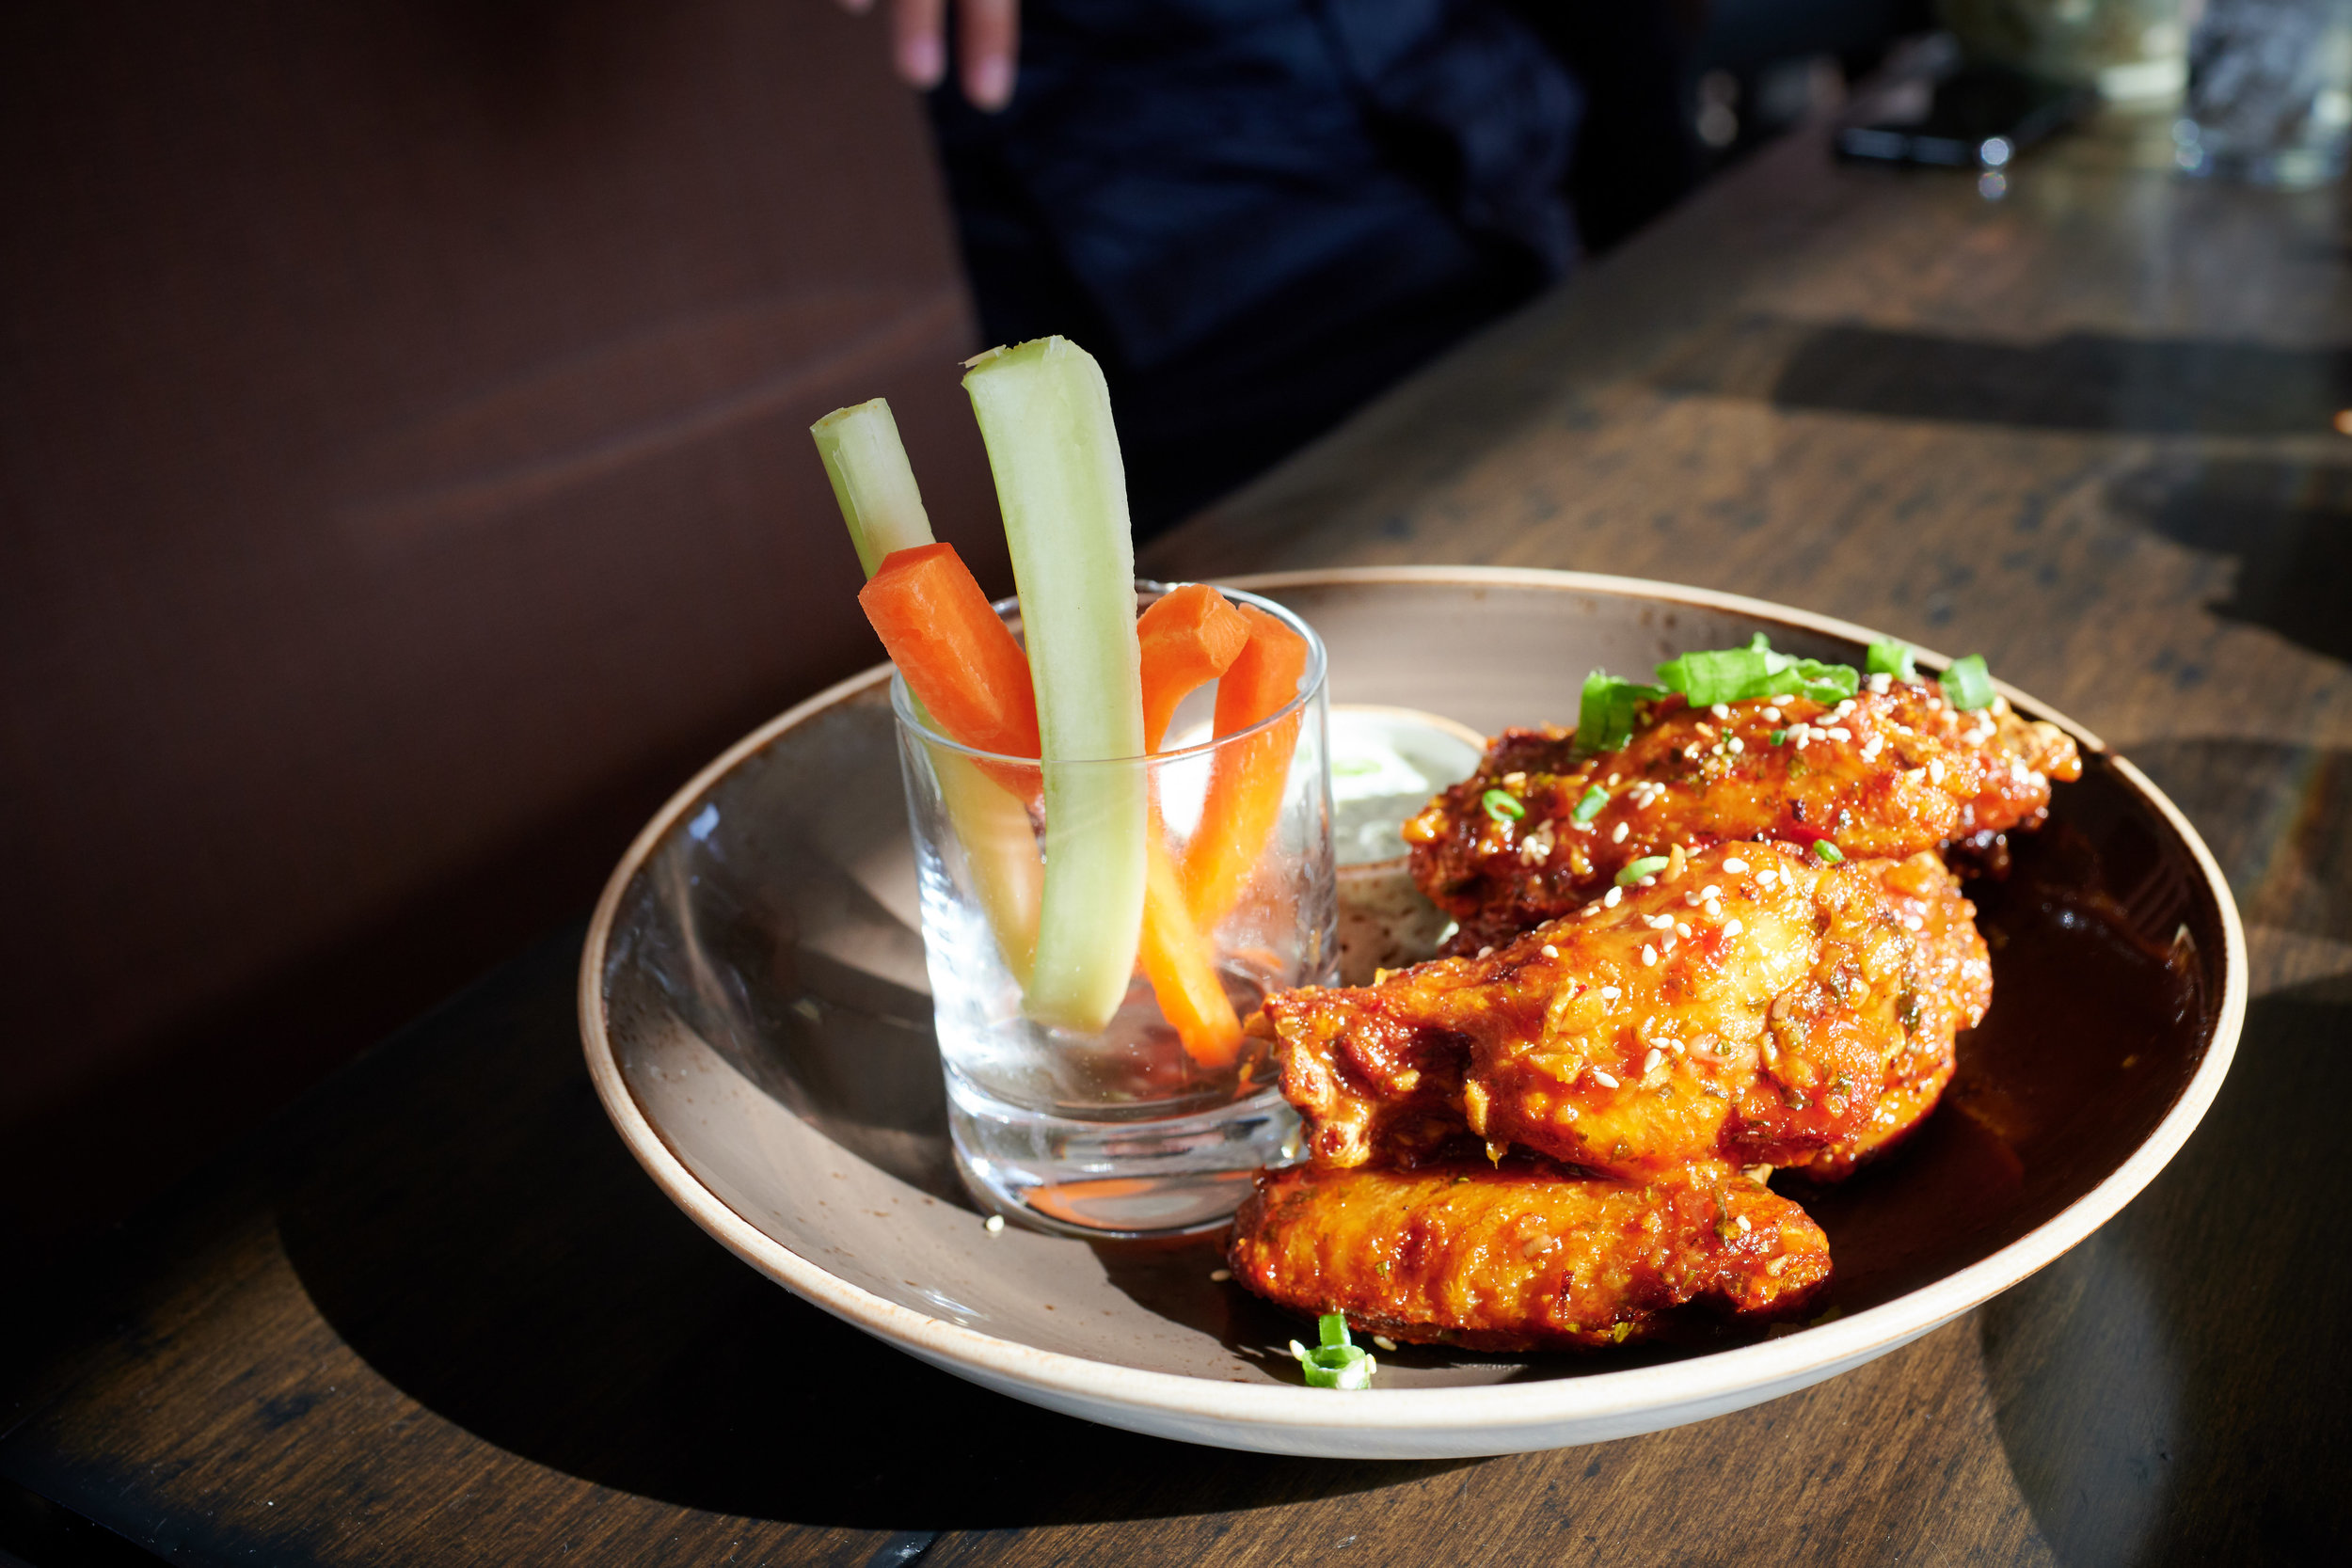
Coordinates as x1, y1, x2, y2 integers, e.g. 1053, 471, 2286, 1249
1976, 734, 2352, 1563
2106, 456, 2352, 670
1655, 316, 2352, 442
1978, 971, 2352, 1566
1658, 322, 2352, 669
274, 932, 1470, 1531
1979, 733, 2352, 1563
2124, 737, 2352, 949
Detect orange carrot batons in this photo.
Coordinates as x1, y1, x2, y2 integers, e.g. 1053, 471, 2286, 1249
1137, 583, 1251, 752
1131, 583, 1252, 1064
1183, 604, 1311, 930
857, 543, 1040, 760
1138, 832, 1243, 1067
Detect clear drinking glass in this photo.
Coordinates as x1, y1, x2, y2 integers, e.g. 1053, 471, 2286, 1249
1941, 0, 2190, 100
892, 583, 1335, 1237
2176, 0, 2352, 185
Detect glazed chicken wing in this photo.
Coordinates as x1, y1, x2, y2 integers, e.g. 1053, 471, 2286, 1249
1267, 844, 1989, 1181
1406, 676, 2078, 952
1227, 1160, 1832, 1351
1783, 849, 1989, 1180
1783, 1058, 1954, 1181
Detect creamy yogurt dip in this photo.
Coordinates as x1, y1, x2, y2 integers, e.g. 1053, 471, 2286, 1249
1326, 705, 1486, 983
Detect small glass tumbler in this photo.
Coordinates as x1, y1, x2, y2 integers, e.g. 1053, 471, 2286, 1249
2176, 0, 2352, 186
1941, 0, 2189, 101
892, 583, 1336, 1237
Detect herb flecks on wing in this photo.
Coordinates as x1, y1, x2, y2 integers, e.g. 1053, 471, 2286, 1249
1267, 843, 1989, 1181
1405, 639, 2078, 954
1230, 1160, 1831, 1353
1230, 634, 2068, 1360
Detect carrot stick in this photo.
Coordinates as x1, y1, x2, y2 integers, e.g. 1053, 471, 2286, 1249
816, 405, 1041, 985
858, 543, 1040, 762
854, 546, 1044, 966
1137, 830, 1241, 1067
1182, 604, 1310, 931
1128, 583, 1252, 1065
1137, 583, 1250, 751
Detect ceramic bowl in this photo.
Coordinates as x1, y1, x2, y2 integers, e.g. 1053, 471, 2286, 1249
580, 567, 2244, 1458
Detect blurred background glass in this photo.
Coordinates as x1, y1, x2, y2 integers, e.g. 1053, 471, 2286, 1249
1940, 0, 2189, 100
2176, 0, 2352, 185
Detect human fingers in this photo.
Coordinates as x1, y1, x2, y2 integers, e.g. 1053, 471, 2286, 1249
891, 0, 946, 89
959, 0, 1019, 111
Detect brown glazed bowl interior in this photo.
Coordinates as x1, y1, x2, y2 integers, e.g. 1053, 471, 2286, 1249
581, 568, 2241, 1456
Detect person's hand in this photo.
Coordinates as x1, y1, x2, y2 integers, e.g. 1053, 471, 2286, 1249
834, 0, 1020, 112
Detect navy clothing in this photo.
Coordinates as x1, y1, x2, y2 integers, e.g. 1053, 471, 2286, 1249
930, 0, 1597, 531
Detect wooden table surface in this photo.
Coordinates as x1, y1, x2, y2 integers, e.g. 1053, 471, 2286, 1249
8, 107, 2350, 1566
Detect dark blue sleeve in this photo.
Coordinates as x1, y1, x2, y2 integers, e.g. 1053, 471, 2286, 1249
927, 0, 1586, 528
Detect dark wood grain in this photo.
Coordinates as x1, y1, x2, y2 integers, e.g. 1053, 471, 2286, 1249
9, 104, 2350, 1565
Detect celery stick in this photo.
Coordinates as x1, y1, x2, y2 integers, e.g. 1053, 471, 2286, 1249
927, 750, 1040, 984
812, 399, 1041, 981
962, 339, 1148, 1032
812, 399, 934, 575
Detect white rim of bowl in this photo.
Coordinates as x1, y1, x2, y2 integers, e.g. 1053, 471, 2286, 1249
578, 565, 2245, 1437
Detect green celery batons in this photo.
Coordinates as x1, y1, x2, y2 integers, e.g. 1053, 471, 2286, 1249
812, 399, 935, 574
810, 397, 1042, 982
963, 339, 1149, 1032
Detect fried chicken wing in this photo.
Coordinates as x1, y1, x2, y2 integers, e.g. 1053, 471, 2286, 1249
1227, 1160, 1832, 1351
1783, 1058, 1955, 1181
1405, 677, 2078, 951
1780, 849, 1990, 1179
1268, 845, 1988, 1180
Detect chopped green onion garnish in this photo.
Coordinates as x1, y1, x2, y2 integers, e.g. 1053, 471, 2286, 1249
1572, 785, 1609, 823
1654, 633, 1788, 708
1577, 670, 1613, 743
1482, 787, 1526, 824
1769, 729, 1788, 746
1941, 654, 1994, 712
1616, 855, 1671, 886
1295, 1313, 1375, 1389
1302, 1353, 1371, 1390
1813, 841, 1844, 863
1867, 639, 1918, 681
1654, 633, 1857, 708
1578, 638, 1867, 754
1577, 671, 1664, 754
1779, 658, 1861, 705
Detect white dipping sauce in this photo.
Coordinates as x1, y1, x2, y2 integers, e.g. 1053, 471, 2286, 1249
1329, 707, 1486, 866
1325, 706, 1486, 981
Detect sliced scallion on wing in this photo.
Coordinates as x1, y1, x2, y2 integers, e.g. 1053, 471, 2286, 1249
1580, 636, 1864, 755
1294, 1312, 1375, 1390
1656, 633, 1856, 707
1867, 638, 1918, 681
1941, 653, 1995, 712
1577, 671, 1664, 753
